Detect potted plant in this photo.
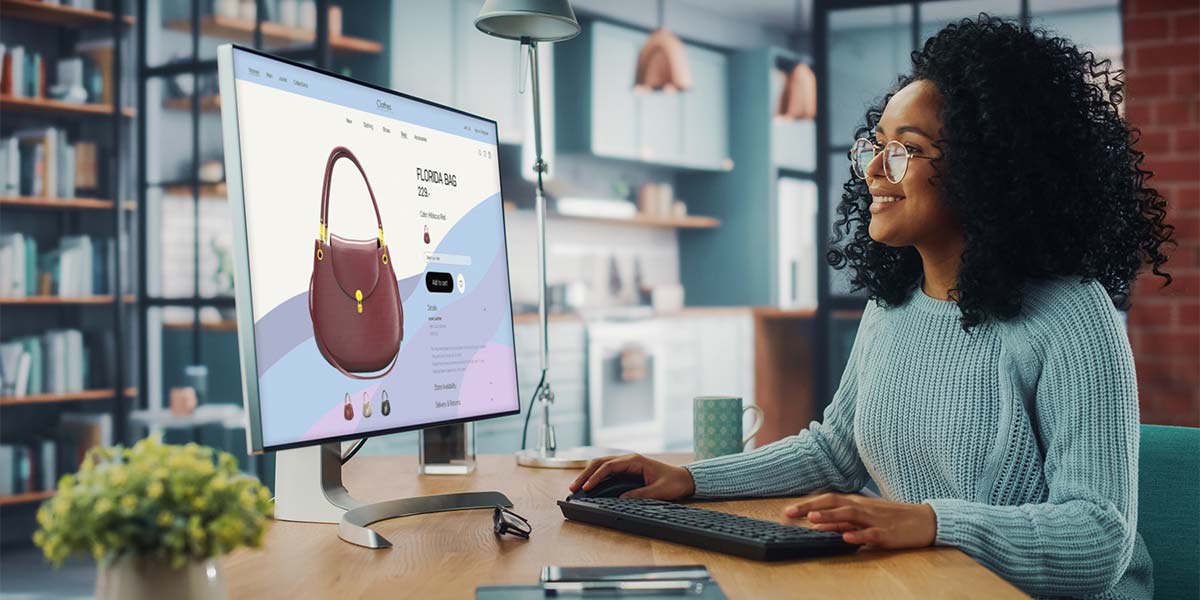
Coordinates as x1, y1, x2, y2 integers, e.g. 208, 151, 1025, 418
33, 437, 273, 600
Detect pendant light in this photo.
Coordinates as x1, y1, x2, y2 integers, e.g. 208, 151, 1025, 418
634, 0, 692, 92
776, 0, 817, 120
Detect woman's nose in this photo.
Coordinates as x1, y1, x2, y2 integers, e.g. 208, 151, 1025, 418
865, 149, 887, 182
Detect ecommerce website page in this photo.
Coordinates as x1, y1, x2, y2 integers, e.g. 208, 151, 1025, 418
229, 49, 519, 449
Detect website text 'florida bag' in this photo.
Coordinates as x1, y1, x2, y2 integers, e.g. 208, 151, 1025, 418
309, 146, 403, 379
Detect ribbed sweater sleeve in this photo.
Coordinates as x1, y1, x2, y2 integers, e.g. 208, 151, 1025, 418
926, 282, 1140, 597
684, 302, 877, 498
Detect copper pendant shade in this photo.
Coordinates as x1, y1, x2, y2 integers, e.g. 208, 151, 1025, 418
777, 62, 817, 120
634, 0, 692, 92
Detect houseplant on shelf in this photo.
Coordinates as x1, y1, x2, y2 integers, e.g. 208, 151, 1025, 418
33, 437, 273, 600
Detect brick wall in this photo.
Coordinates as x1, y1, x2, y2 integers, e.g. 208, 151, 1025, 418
1122, 0, 1200, 426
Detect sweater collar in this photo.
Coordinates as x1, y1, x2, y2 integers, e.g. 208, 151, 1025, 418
908, 281, 962, 317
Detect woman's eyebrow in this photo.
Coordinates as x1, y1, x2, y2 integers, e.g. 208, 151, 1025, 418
874, 125, 934, 139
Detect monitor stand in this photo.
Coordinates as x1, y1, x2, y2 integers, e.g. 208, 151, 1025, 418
273, 442, 512, 549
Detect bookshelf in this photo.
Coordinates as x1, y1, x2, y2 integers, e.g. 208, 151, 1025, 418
136, 0, 388, 496
0, 0, 133, 27
0, 295, 136, 305
0, 388, 137, 407
0, 195, 129, 210
0, 490, 54, 507
0, 0, 135, 543
162, 94, 221, 113
0, 95, 136, 118
163, 15, 383, 54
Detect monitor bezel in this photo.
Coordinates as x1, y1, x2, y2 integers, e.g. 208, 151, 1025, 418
216, 44, 521, 455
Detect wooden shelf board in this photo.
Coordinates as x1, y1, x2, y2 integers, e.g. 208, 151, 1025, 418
163, 182, 226, 200
0, 195, 115, 210
503, 202, 720, 229
0, 94, 135, 118
162, 95, 221, 112
753, 307, 817, 320
165, 16, 382, 54
164, 319, 238, 332
0, 295, 134, 305
0, 490, 54, 507
0, 387, 135, 406
0, 0, 132, 27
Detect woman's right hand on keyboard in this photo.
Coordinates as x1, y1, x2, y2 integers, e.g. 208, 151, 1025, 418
570, 454, 697, 500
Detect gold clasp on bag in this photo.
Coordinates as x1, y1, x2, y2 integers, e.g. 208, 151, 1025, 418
378, 227, 385, 247
355, 289, 363, 314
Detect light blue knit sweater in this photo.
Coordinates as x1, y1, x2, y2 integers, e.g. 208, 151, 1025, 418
685, 277, 1152, 599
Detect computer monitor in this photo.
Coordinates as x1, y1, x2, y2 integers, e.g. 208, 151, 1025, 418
217, 45, 519, 534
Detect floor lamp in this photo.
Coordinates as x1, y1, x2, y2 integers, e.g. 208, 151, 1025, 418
475, 0, 624, 468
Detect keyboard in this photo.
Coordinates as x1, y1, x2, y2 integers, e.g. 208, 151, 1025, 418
557, 497, 858, 561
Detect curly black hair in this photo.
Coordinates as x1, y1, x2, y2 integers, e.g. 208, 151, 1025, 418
826, 14, 1174, 329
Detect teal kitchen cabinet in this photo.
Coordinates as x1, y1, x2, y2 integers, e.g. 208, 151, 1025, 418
589, 21, 643, 160
556, 20, 731, 171
681, 45, 733, 170
389, 0, 529, 145
454, 0, 525, 145
389, 0, 454, 106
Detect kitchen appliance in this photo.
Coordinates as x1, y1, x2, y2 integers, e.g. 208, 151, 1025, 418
587, 320, 667, 452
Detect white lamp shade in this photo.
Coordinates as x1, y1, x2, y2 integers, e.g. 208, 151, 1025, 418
475, 0, 581, 42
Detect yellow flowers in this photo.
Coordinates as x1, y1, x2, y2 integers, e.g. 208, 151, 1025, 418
32, 436, 272, 567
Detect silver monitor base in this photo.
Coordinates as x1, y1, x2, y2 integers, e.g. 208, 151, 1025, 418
273, 443, 511, 549
515, 446, 627, 469
338, 491, 511, 548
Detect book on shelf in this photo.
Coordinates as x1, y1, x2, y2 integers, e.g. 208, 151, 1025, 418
59, 412, 111, 465
0, 439, 59, 496
0, 328, 101, 397
0, 233, 115, 298
2, 128, 98, 199
2, 42, 111, 104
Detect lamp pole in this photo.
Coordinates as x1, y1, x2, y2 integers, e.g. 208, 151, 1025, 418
525, 39, 558, 457
475, 0, 624, 468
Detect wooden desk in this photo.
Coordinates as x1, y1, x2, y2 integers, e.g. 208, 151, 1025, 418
223, 454, 1027, 599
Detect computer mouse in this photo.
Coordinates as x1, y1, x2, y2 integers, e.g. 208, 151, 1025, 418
568, 473, 646, 500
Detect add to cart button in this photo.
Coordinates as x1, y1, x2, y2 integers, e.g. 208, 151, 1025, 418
426, 272, 454, 293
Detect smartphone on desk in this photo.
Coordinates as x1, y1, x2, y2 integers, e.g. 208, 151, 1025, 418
541, 566, 711, 583
541, 566, 714, 594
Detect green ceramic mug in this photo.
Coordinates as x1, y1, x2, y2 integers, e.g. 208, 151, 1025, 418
693, 396, 764, 460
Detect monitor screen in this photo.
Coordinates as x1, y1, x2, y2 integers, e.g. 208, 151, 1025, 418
218, 46, 519, 453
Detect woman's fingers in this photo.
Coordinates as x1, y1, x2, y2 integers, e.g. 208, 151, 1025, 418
581, 455, 643, 491
843, 527, 885, 546
783, 493, 859, 518
808, 505, 868, 525
808, 521, 861, 533
570, 456, 615, 491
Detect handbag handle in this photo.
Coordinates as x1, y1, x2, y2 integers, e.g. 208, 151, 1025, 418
318, 146, 385, 247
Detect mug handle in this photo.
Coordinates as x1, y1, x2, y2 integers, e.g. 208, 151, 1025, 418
742, 405, 764, 447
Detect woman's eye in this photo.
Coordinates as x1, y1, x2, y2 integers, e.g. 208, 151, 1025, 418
905, 145, 921, 154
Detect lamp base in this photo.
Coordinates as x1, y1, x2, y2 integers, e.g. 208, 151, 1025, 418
515, 445, 628, 469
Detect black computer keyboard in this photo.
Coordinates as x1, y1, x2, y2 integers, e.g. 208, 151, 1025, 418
557, 497, 858, 561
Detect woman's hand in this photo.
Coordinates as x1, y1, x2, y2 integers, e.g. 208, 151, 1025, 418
569, 454, 696, 501
783, 493, 938, 549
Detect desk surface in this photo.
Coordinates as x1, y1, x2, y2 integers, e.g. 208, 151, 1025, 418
223, 454, 1027, 599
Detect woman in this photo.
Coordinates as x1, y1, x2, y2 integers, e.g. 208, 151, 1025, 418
570, 15, 1173, 599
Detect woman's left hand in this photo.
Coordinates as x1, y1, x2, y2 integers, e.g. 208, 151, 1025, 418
782, 493, 938, 549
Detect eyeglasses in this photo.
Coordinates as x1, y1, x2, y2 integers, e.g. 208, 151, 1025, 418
849, 138, 934, 184
493, 506, 531, 539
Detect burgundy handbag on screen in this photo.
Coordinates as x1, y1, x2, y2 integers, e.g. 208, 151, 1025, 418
309, 146, 403, 379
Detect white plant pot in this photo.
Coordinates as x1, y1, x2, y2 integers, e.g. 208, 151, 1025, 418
95, 556, 228, 600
